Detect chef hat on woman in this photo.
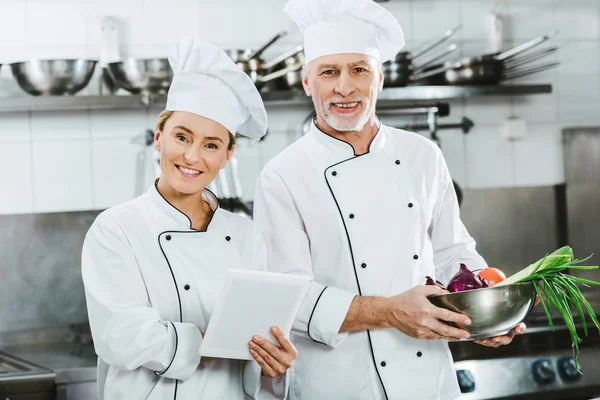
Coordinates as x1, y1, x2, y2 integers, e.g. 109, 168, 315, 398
165, 36, 268, 140
284, 0, 405, 65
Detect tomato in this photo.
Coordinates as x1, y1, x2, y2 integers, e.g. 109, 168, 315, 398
477, 267, 507, 286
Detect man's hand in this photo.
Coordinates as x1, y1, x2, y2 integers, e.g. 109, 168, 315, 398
474, 323, 526, 347
249, 326, 298, 378
386, 285, 472, 341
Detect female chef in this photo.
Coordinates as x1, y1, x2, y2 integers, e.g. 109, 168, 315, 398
81, 36, 296, 400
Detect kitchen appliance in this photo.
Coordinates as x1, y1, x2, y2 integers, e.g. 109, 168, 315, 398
0, 351, 55, 399
450, 316, 600, 400
10, 59, 97, 96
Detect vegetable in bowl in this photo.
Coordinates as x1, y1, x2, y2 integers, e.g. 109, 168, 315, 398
429, 246, 600, 372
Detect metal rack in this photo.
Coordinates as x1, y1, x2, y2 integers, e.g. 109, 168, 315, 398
0, 84, 552, 113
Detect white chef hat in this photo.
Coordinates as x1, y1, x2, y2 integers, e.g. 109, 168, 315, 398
165, 36, 268, 140
284, 0, 405, 65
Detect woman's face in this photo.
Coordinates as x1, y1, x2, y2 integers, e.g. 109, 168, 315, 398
155, 111, 233, 195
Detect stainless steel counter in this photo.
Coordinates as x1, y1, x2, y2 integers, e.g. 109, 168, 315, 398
2, 343, 97, 385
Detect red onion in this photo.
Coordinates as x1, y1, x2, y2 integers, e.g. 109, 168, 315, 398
425, 276, 447, 290
447, 263, 484, 292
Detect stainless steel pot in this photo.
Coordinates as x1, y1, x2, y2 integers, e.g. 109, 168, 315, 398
107, 58, 173, 94
10, 59, 97, 96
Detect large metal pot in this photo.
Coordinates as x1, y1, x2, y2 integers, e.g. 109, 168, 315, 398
10, 59, 97, 96
107, 58, 173, 94
412, 31, 558, 86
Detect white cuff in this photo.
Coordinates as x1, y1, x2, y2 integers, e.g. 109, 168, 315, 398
154, 322, 201, 381
308, 286, 355, 348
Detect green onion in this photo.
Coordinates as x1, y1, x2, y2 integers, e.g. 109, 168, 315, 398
495, 246, 600, 372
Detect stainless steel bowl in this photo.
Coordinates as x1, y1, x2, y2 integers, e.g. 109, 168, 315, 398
107, 58, 173, 94
428, 282, 536, 339
10, 59, 97, 96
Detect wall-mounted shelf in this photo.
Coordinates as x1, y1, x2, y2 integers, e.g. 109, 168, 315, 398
0, 84, 552, 113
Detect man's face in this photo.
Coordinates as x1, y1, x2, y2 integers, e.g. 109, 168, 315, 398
303, 53, 384, 132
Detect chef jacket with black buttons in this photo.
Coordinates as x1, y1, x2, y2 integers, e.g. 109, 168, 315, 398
81, 183, 286, 400
253, 121, 488, 400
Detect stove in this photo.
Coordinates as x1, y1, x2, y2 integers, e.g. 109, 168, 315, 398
450, 317, 600, 400
0, 351, 55, 399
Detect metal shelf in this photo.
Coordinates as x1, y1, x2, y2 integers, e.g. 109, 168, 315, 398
0, 84, 552, 113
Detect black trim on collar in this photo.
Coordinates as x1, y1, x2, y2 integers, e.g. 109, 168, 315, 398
311, 117, 382, 157
307, 286, 329, 345
154, 180, 220, 232
323, 159, 390, 400
155, 322, 179, 377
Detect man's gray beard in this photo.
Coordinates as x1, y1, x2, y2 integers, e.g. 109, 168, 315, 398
313, 97, 375, 133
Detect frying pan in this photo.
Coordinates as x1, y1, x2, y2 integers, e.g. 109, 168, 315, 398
383, 25, 461, 87
411, 31, 559, 85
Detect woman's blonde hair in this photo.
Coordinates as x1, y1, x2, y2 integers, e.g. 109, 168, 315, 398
156, 110, 236, 150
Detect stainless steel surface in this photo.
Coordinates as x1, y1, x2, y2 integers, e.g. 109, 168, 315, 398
455, 350, 600, 399
3, 343, 97, 384
460, 186, 560, 292
10, 59, 97, 96
0, 351, 55, 400
107, 58, 173, 94
563, 127, 600, 290
0, 212, 99, 334
0, 352, 54, 382
429, 282, 536, 339
0, 84, 553, 113
449, 310, 600, 399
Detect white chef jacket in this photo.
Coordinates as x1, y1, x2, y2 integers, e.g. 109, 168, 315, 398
81, 182, 287, 400
253, 121, 488, 400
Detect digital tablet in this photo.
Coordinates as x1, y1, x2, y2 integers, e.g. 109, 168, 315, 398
199, 269, 310, 360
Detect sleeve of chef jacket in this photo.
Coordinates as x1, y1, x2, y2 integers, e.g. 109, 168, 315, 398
81, 215, 201, 381
429, 146, 489, 284
253, 168, 356, 348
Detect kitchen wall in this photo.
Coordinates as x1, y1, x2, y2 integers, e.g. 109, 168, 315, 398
0, 0, 598, 215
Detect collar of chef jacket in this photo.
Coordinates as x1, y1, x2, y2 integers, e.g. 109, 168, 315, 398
306, 117, 387, 158
147, 180, 221, 231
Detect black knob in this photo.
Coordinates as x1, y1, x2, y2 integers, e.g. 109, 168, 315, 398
165, 235, 171, 241
557, 357, 581, 383
456, 370, 475, 393
532, 359, 556, 385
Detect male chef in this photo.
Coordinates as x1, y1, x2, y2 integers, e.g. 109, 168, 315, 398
253, 0, 525, 399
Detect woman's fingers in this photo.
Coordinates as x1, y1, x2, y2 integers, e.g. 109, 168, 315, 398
270, 326, 298, 358
249, 348, 277, 377
249, 327, 297, 377
249, 339, 286, 377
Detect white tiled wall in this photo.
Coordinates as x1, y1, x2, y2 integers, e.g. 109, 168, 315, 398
0, 0, 599, 214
